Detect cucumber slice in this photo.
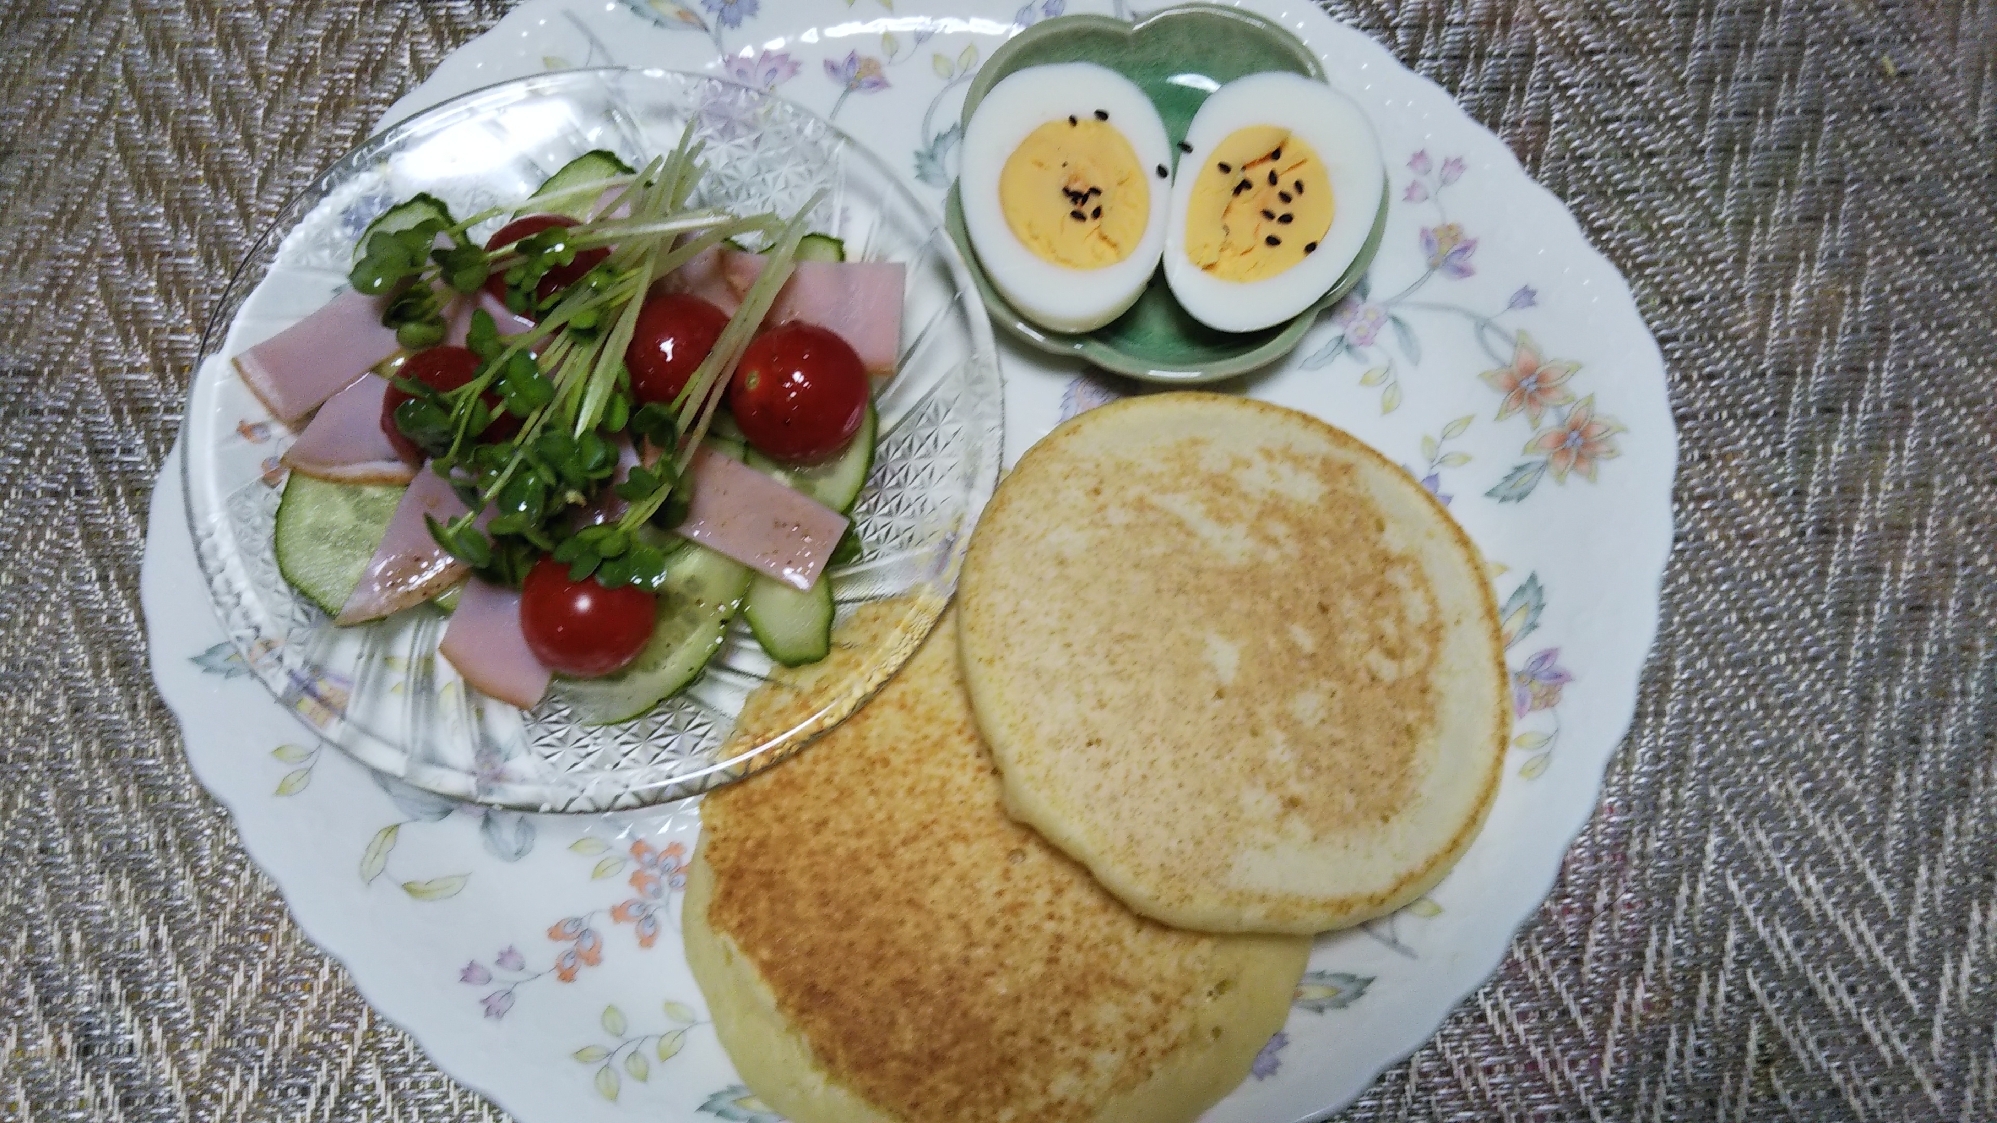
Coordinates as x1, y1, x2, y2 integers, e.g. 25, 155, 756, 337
796, 233, 847, 262
552, 544, 752, 724
703, 430, 747, 463
731, 232, 845, 260
743, 573, 834, 667
274, 473, 405, 617
354, 193, 455, 264
706, 411, 747, 444
726, 231, 842, 257
530, 150, 636, 220
744, 402, 876, 514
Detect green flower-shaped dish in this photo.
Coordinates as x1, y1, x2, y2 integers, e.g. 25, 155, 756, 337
945, 3, 1389, 383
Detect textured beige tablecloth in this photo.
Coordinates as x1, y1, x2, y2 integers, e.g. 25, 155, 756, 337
4, 0, 1996, 1118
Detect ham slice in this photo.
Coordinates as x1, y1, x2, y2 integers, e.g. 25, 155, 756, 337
277, 291, 537, 484
280, 374, 415, 485
666, 244, 759, 312
238, 289, 536, 427
235, 291, 401, 425
337, 467, 480, 624
676, 446, 848, 591
440, 578, 550, 709
663, 248, 904, 376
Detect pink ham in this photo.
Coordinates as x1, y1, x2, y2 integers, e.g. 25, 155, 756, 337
663, 248, 904, 376
676, 446, 848, 591
280, 374, 415, 485
239, 289, 537, 427
337, 467, 480, 624
439, 578, 550, 709
235, 291, 402, 425
667, 244, 758, 312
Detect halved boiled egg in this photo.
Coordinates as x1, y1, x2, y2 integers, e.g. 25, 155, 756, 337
1164, 72, 1385, 333
959, 63, 1172, 334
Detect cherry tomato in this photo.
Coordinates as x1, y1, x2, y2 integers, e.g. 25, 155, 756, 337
729, 323, 868, 464
380, 345, 519, 464
482, 214, 609, 314
626, 292, 731, 407
519, 558, 657, 678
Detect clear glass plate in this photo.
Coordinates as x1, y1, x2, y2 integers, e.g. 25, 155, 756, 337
182, 68, 1002, 813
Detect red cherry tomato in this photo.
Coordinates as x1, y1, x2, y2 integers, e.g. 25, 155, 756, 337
482, 214, 609, 314
380, 345, 520, 464
728, 323, 868, 464
519, 558, 657, 678
626, 292, 731, 407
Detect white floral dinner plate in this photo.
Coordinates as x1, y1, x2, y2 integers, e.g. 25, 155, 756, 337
142, 2, 1676, 1121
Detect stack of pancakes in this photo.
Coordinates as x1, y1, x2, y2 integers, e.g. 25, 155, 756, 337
686, 393, 1508, 1123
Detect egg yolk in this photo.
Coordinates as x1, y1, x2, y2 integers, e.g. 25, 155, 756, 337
1183, 126, 1333, 282
999, 116, 1152, 270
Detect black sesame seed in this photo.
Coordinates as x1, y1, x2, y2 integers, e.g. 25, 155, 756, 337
1294, 180, 1305, 194
1268, 170, 1279, 186
1304, 241, 1318, 253
1261, 209, 1275, 220
1094, 109, 1109, 120
1236, 178, 1251, 193
1092, 205, 1102, 218
1155, 164, 1166, 178
1218, 162, 1232, 173
1178, 140, 1193, 153
1068, 115, 1078, 126
1071, 210, 1086, 221
1278, 191, 1292, 204
1277, 213, 1294, 224
1270, 147, 1282, 161
1265, 235, 1281, 246
1087, 186, 1101, 197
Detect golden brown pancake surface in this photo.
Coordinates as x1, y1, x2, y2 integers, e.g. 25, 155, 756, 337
958, 392, 1507, 934
687, 612, 1307, 1123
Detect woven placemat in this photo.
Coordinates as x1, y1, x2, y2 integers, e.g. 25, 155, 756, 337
4, 0, 1995, 1118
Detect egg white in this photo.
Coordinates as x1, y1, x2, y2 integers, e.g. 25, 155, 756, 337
1163, 72, 1386, 334
959, 63, 1172, 334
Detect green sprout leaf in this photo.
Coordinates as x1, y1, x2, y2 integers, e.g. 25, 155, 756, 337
649, 481, 694, 531
595, 554, 634, 587
392, 398, 455, 459
631, 402, 678, 449
614, 463, 675, 504
426, 515, 492, 568
575, 431, 618, 481
395, 320, 445, 349
622, 543, 668, 591
465, 308, 503, 361
498, 352, 555, 416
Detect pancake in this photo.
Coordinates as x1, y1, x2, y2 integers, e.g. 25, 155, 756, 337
684, 611, 1309, 1123
957, 392, 1507, 935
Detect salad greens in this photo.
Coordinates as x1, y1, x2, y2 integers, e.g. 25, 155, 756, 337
349, 126, 825, 595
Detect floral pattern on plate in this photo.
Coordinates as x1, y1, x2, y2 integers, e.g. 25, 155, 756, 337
148, 1, 1676, 1121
